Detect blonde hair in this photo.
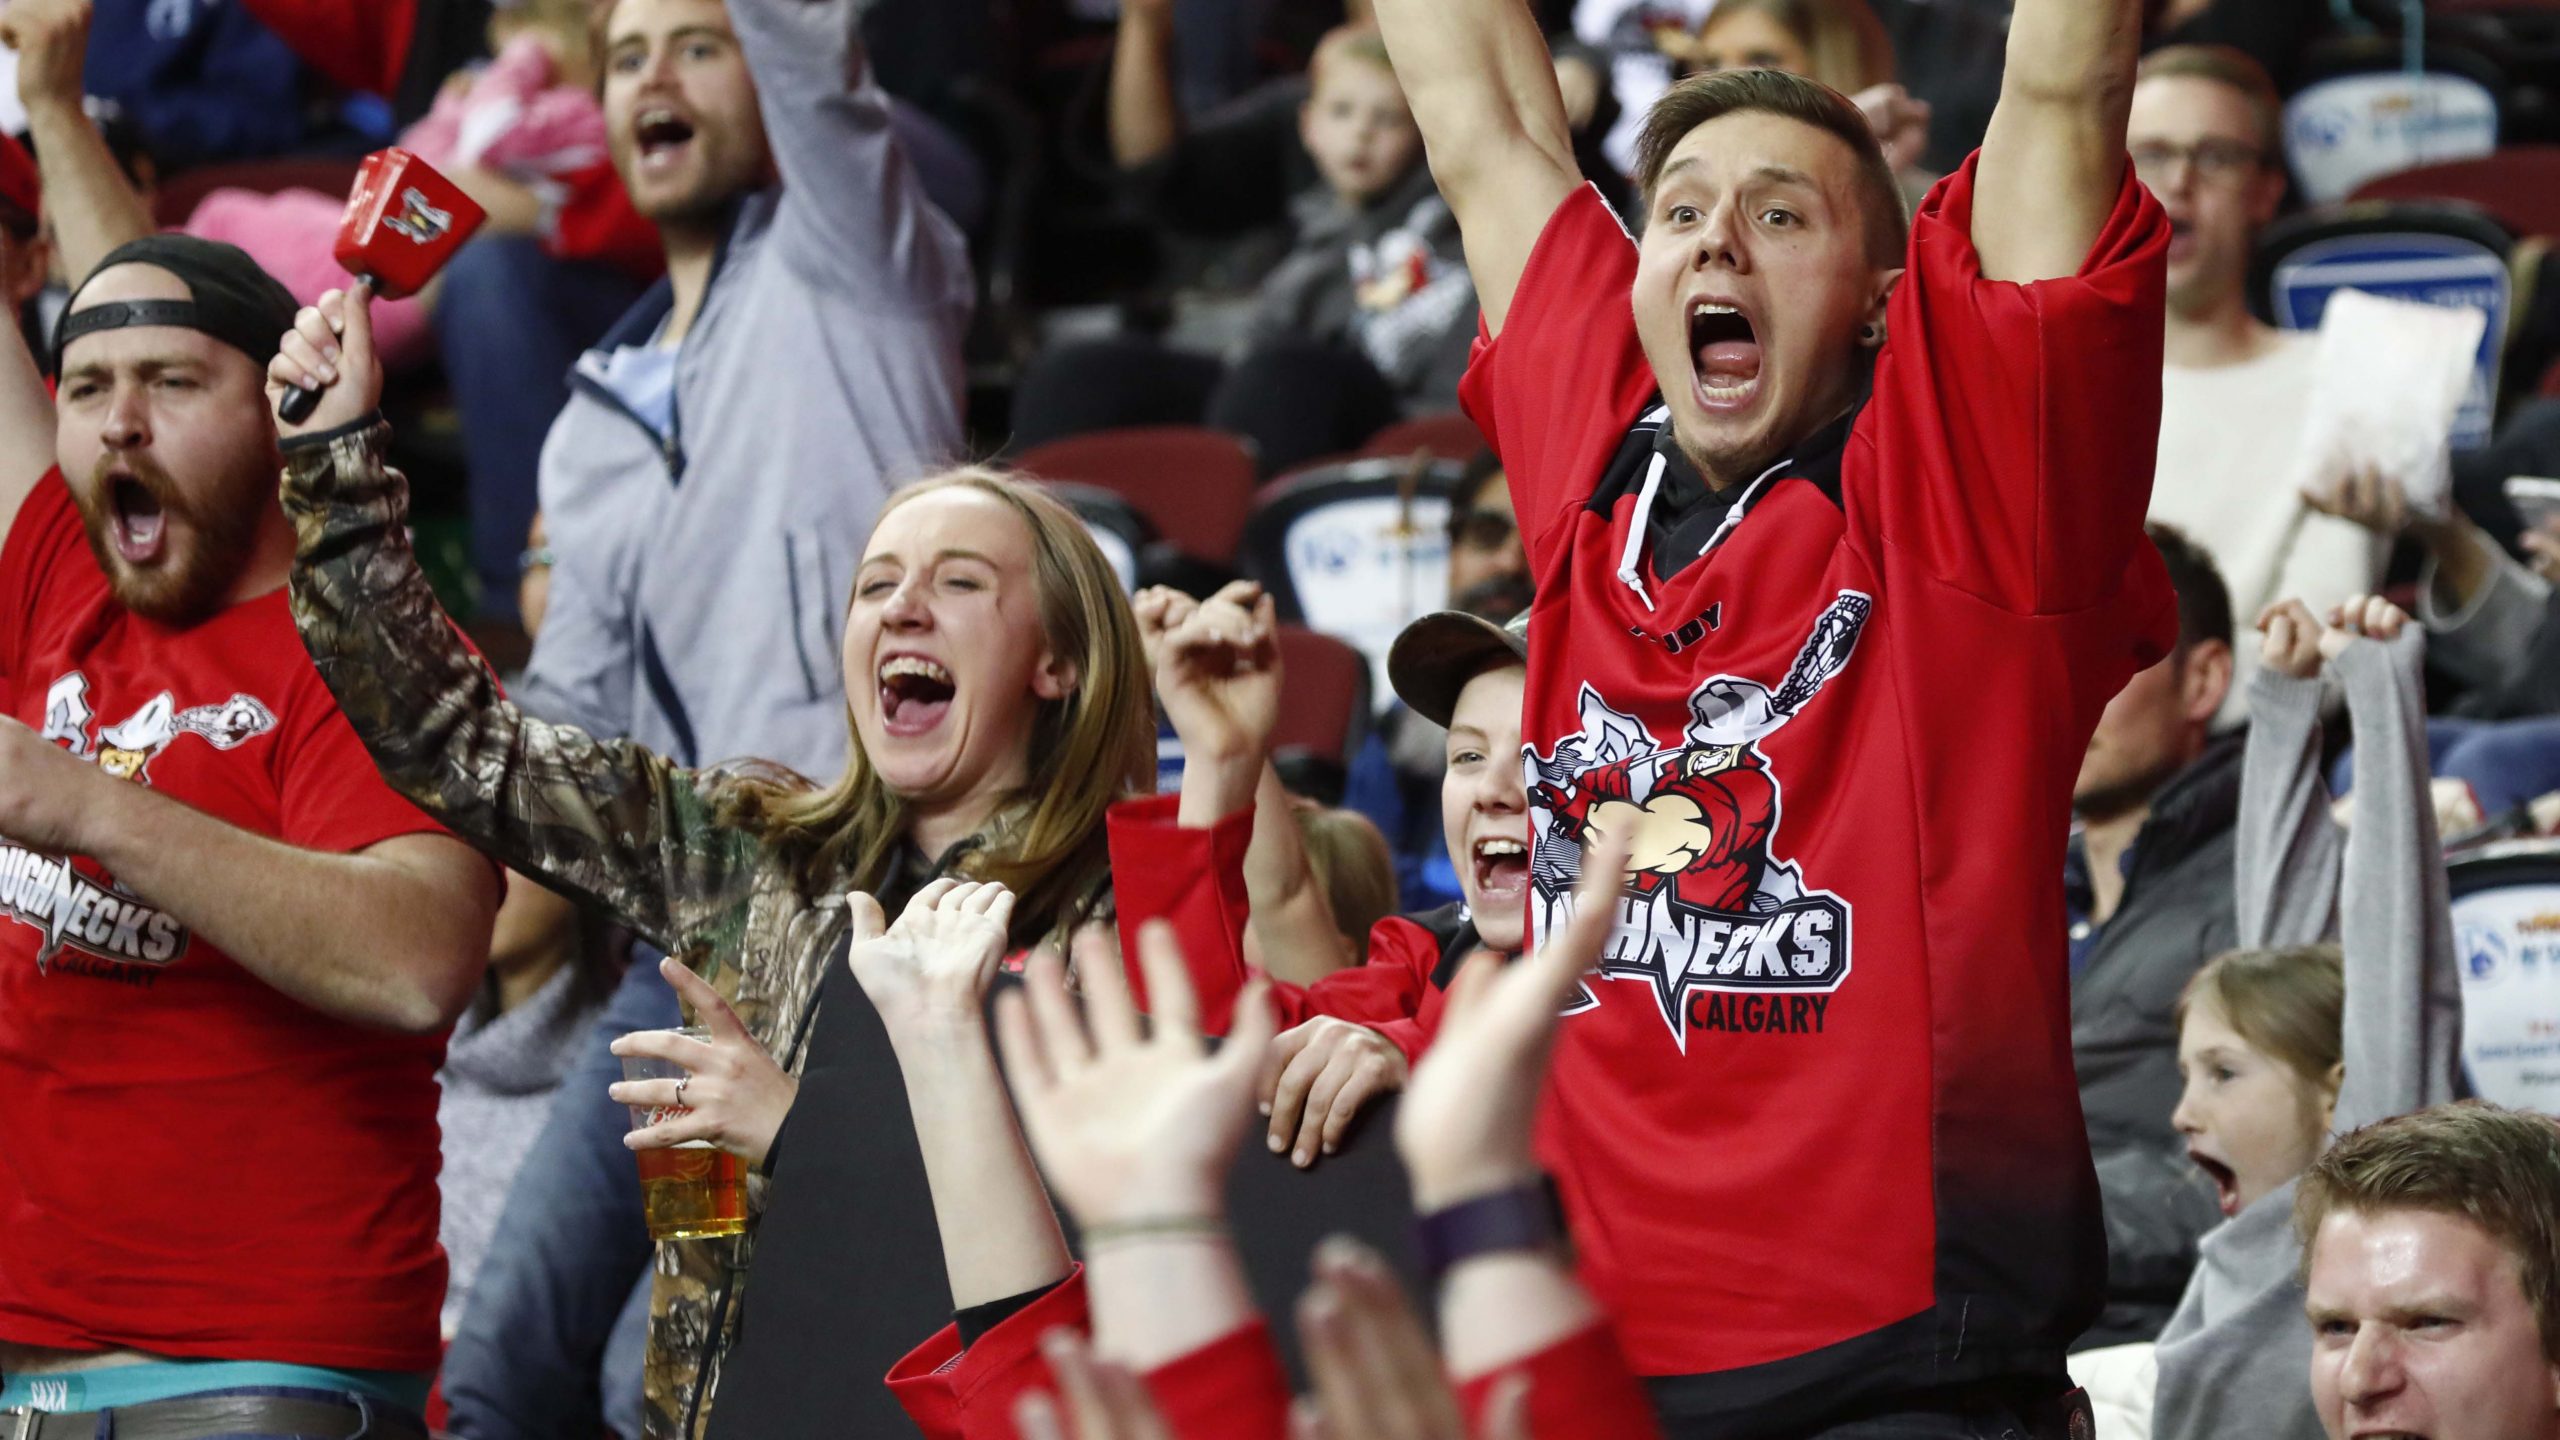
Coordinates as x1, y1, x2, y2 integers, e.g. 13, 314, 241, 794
1308, 21, 1398, 94
2138, 44, 2283, 161
713, 467, 1154, 942
1695, 0, 1896, 95
1295, 805, 1399, 954
2179, 944, 2346, 1095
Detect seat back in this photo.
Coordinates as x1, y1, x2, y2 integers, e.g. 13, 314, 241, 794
1241, 457, 1460, 703
1272, 624, 1374, 771
1038, 480, 1155, 592
1015, 425, 1258, 564
2446, 840, 2560, 1112
1358, 409, 1488, 464
2254, 202, 2512, 447
2352, 146, 2560, 240
2284, 38, 2502, 205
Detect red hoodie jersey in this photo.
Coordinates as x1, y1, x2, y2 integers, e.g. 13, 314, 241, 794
1459, 156, 2174, 1429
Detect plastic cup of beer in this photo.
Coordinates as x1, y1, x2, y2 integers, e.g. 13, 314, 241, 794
620, 1026, 748, 1241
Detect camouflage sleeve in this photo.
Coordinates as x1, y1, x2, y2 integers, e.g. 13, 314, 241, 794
279, 418, 759, 951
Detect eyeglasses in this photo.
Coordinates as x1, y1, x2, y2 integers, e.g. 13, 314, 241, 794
1451, 509, 1519, 551
2129, 138, 2265, 184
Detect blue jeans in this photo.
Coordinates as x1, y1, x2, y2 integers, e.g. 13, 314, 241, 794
440, 955, 677, 1440
432, 237, 647, 624
2332, 715, 2560, 816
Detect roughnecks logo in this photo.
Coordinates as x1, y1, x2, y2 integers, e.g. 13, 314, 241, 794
1528, 592, 1869, 1049
0, 849, 184, 970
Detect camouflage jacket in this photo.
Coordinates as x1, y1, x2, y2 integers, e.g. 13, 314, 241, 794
282, 421, 843, 1438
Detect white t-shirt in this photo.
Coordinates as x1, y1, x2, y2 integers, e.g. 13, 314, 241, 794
2152, 331, 2387, 720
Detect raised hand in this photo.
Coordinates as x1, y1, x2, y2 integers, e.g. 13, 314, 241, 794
844, 878, 1014, 1039
1011, 1330, 1175, 1440
1851, 83, 1932, 174
1148, 579, 1282, 767
2300, 464, 2413, 538
1260, 1016, 1409, 1169
267, 285, 383, 439
1292, 1237, 1477, 1440
0, 0, 91, 113
2255, 599, 2325, 682
997, 920, 1274, 1227
1397, 832, 1632, 1211
2319, 593, 2410, 660
609, 957, 799, 1168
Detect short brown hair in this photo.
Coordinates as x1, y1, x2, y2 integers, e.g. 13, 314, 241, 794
2137, 44, 2283, 162
1695, 0, 1895, 96
1631, 68, 1906, 267
2296, 1101, 2560, 1364
2178, 944, 2345, 1092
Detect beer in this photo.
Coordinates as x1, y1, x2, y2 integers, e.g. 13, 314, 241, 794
636, 1141, 747, 1241
619, 1025, 747, 1241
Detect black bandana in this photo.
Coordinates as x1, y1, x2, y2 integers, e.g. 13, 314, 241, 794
50, 234, 300, 376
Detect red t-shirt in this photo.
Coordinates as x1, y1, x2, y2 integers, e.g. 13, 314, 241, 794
1459, 157, 2174, 1425
0, 474, 458, 1369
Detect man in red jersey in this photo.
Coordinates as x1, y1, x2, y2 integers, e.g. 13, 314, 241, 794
0, 235, 498, 1438
1364, 0, 2174, 1430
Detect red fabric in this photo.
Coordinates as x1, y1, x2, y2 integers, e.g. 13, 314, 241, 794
1142, 1321, 1292, 1440
237, 0, 417, 99
0, 474, 459, 1369
0, 131, 38, 222
1456, 157, 2174, 1394
1104, 795, 1454, 1062
1456, 1322, 1663, 1440
887, 1268, 1092, 1440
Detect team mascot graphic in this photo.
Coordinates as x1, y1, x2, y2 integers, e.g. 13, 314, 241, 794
1529, 591, 1870, 1045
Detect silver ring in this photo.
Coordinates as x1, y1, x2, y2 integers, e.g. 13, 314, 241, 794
674, 1073, 691, 1106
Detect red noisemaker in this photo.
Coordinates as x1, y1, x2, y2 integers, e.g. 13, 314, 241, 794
276, 148, 487, 423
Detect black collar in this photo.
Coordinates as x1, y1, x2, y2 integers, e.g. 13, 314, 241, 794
1643, 397, 1864, 581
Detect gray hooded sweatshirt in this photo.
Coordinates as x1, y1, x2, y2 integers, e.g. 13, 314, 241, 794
2149, 627, 2465, 1440
515, 0, 971, 777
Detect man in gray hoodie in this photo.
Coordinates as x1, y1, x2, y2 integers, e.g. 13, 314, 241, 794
442, 1, 970, 1434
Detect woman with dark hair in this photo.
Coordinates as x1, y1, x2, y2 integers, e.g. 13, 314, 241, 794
267, 289, 1158, 1436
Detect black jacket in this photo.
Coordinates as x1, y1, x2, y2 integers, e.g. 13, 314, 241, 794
2068, 735, 2245, 1349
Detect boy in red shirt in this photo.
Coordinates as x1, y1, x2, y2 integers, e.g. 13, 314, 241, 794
0, 237, 498, 1438
1366, 0, 2174, 1432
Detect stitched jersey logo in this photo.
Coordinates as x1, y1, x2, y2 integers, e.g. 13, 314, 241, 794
1527, 592, 1870, 1048
4, 675, 277, 978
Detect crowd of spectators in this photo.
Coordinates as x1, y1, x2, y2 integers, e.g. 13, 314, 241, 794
5, 0, 2560, 1439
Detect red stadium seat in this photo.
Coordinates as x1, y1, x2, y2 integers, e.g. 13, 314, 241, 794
152, 156, 365, 229
1357, 409, 1486, 464
1014, 426, 1258, 564
1271, 624, 1372, 771
2353, 147, 2560, 241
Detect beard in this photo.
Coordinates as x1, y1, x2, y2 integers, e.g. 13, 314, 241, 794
73, 449, 273, 627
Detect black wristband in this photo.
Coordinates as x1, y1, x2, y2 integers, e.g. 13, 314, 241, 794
1413, 1175, 1565, 1285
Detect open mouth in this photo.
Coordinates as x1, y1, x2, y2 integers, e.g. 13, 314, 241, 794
633, 108, 697, 167
108, 472, 166, 566
1470, 836, 1530, 904
878, 654, 955, 738
2189, 1147, 2240, 1217
1688, 300, 1762, 410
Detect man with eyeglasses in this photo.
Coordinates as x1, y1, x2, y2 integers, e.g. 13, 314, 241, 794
2135, 45, 2388, 718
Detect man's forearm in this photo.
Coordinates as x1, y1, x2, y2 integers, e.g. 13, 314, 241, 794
24, 96, 155, 287
1109, 7, 1181, 170
1439, 1251, 1600, 1379
2001, 0, 2142, 101
888, 1018, 1075, 1312
74, 774, 494, 1033
0, 282, 54, 544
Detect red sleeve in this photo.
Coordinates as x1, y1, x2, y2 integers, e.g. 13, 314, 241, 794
1141, 1321, 1293, 1440
1854, 151, 2171, 617
0, 471, 81, 687
885, 1269, 1091, 1440
271, 658, 459, 857
1108, 795, 1260, 1032
236, 0, 416, 97
1296, 915, 1442, 1062
1456, 186, 1658, 573
1455, 1322, 1663, 1440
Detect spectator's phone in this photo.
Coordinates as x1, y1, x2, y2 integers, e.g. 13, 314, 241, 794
2504, 475, 2560, 533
